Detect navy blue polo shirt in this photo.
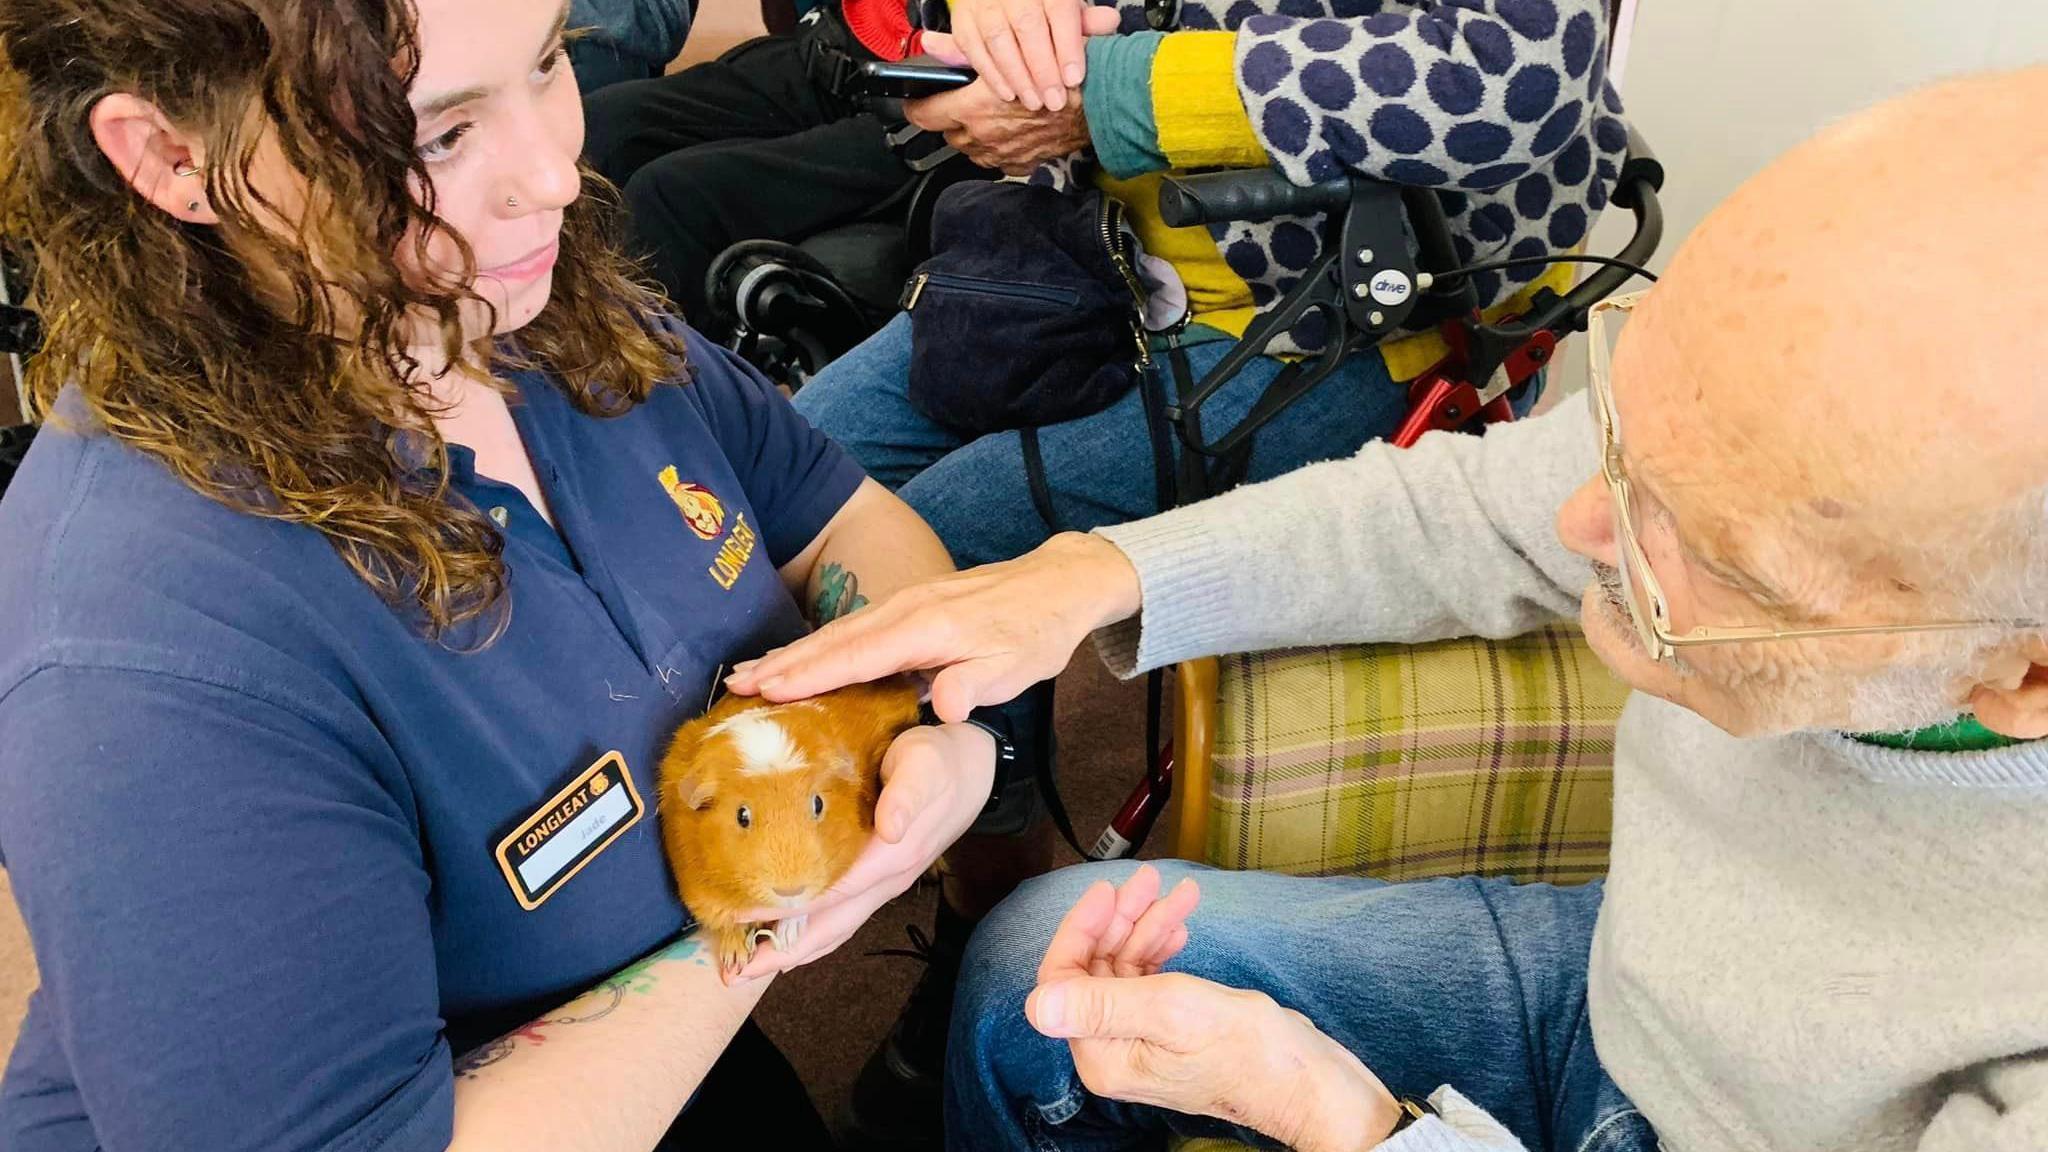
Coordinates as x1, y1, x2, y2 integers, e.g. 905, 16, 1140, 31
0, 327, 865, 1152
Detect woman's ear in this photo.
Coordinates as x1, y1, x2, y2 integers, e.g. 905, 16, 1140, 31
88, 93, 217, 224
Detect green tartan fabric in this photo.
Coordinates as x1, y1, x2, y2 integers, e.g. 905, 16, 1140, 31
1202, 627, 1626, 883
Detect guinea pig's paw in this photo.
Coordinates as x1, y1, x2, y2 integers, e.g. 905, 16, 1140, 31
711, 923, 754, 980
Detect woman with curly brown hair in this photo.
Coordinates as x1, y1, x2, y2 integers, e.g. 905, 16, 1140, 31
0, 0, 1005, 1147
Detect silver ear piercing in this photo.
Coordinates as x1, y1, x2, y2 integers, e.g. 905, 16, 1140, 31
172, 160, 201, 211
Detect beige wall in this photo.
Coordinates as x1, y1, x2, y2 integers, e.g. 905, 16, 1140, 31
1552, 0, 2048, 393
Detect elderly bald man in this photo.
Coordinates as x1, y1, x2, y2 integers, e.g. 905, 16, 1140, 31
727, 65, 2048, 1152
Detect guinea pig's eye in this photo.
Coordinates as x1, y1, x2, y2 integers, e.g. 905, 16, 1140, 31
735, 805, 752, 830
810, 794, 825, 821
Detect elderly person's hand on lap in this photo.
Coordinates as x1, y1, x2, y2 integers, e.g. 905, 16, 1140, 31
1023, 865, 1425, 1152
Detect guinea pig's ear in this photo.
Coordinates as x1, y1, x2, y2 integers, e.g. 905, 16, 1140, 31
674, 773, 717, 811
809, 679, 924, 781
658, 719, 719, 811
823, 753, 861, 785
863, 725, 902, 773
823, 702, 906, 775
864, 678, 926, 766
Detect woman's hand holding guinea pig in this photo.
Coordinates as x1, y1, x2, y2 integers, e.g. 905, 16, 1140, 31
728, 721, 996, 983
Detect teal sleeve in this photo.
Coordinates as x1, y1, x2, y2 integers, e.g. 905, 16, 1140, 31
1082, 32, 1170, 179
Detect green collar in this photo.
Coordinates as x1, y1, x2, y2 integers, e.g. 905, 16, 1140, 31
1850, 714, 2027, 753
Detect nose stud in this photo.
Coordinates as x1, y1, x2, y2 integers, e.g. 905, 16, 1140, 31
505, 194, 520, 208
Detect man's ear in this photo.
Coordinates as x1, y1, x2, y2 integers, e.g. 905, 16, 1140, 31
88, 93, 217, 225
1968, 638, 2048, 740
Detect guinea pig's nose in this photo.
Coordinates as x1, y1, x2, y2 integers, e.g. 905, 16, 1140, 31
772, 884, 808, 900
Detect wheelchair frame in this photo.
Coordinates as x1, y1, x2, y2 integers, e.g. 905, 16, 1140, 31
1079, 135, 1668, 860
1149, 130, 1665, 506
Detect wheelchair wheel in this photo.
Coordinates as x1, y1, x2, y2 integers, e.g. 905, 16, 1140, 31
732, 326, 837, 395
706, 239, 882, 389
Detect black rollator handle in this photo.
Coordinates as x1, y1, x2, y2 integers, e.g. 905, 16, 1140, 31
1158, 170, 1352, 228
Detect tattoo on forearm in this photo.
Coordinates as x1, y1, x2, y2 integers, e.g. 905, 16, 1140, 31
452, 1036, 517, 1079
451, 935, 710, 1080
814, 562, 869, 624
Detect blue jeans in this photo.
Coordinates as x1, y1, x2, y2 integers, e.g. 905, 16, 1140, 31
794, 315, 1438, 567
947, 861, 1653, 1152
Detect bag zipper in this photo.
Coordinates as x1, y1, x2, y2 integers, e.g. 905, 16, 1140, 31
901, 272, 1081, 311
1100, 197, 1148, 302
1099, 198, 1156, 369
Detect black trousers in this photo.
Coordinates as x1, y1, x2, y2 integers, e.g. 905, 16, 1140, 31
569, 39, 666, 96
655, 1018, 835, 1148
581, 31, 913, 334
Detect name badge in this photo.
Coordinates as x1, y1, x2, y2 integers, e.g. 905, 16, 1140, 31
495, 751, 646, 911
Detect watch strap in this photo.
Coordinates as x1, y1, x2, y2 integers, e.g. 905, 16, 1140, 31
919, 700, 1017, 814
1384, 1096, 1437, 1139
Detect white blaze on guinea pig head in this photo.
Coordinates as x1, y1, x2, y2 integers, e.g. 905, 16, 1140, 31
707, 710, 809, 775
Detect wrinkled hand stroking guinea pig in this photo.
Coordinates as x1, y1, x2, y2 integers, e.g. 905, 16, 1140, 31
658, 676, 923, 977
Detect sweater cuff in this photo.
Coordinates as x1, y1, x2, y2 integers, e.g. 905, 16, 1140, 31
1083, 33, 1169, 178
1087, 512, 1246, 678
1153, 31, 1267, 170
1369, 1088, 1528, 1152
1376, 1118, 1488, 1152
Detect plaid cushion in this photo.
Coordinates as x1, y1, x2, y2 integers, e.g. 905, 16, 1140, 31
1202, 627, 1625, 883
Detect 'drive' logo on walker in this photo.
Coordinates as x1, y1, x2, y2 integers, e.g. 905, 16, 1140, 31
659, 466, 726, 541
1369, 270, 1414, 307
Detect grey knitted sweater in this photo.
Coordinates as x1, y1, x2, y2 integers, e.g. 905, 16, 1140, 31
1092, 400, 2048, 1152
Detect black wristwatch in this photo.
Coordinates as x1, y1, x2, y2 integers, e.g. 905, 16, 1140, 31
919, 699, 1018, 815
1384, 1096, 1437, 1140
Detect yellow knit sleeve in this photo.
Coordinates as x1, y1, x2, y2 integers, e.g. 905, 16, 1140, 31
1150, 32, 1268, 171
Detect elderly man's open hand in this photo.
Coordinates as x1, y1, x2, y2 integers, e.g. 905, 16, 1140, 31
1025, 865, 1404, 1152
724, 532, 1141, 722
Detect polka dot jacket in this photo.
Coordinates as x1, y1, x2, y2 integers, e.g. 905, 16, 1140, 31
1026, 0, 1632, 352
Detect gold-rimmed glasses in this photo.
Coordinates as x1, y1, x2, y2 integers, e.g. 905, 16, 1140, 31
1584, 291, 2029, 663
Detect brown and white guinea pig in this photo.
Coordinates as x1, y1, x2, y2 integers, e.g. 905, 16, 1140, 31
657, 675, 923, 976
